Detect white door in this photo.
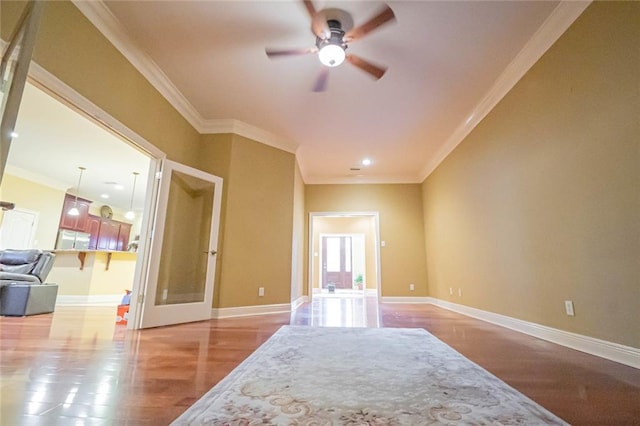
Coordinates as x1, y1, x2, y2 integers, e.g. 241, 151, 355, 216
0, 208, 39, 249
138, 160, 222, 328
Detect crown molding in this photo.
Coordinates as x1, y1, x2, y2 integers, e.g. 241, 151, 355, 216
72, 0, 204, 131
202, 119, 298, 154
418, 1, 591, 182
72, 2, 300, 156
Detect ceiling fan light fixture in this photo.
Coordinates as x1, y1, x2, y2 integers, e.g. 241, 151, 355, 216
318, 43, 345, 67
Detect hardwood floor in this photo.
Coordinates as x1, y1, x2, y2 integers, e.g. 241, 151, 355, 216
1, 298, 638, 425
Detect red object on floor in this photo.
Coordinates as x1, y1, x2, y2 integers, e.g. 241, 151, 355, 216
116, 304, 129, 325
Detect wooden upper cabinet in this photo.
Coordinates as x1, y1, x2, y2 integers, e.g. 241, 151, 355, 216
60, 193, 91, 231
86, 215, 101, 250
117, 222, 132, 251
97, 219, 120, 251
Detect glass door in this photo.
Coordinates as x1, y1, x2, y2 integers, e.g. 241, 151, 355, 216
138, 160, 222, 328
322, 236, 353, 291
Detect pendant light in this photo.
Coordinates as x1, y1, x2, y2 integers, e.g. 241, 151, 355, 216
124, 172, 139, 220
68, 166, 86, 216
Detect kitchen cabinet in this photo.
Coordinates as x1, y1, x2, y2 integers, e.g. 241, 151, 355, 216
97, 219, 120, 251
94, 219, 132, 251
86, 215, 101, 250
59, 193, 91, 231
117, 222, 132, 251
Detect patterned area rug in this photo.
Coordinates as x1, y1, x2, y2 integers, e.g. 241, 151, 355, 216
172, 326, 567, 425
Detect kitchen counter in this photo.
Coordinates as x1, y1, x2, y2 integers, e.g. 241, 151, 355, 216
52, 249, 137, 271
48, 250, 138, 302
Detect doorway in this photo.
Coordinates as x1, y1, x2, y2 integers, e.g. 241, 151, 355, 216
322, 235, 353, 291
0, 208, 38, 249
0, 70, 161, 331
309, 213, 380, 301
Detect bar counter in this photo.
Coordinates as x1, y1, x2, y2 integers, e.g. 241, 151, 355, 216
48, 250, 137, 301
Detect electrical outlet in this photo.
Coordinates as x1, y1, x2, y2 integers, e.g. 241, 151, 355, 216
409, 283, 415, 291
162, 289, 168, 301
449, 287, 453, 295
458, 288, 462, 297
565, 300, 575, 316
258, 287, 265, 297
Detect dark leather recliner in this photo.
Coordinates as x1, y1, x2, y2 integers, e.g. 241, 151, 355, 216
0, 249, 58, 316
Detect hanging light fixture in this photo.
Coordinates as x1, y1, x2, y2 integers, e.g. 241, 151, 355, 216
68, 166, 86, 216
125, 172, 139, 220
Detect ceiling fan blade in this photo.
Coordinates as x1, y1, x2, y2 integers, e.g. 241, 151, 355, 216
346, 54, 387, 80
302, 0, 330, 39
344, 5, 396, 42
313, 68, 330, 92
302, 0, 317, 17
266, 47, 317, 58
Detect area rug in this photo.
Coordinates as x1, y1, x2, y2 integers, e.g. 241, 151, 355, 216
172, 326, 567, 425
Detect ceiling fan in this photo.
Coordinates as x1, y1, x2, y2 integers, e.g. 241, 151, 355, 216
265, 0, 396, 92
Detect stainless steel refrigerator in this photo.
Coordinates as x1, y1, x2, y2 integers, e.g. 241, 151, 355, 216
56, 229, 91, 250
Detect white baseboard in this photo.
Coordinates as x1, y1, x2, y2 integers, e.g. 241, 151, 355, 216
211, 303, 291, 319
428, 298, 640, 370
379, 296, 431, 304
291, 296, 308, 311
56, 294, 122, 306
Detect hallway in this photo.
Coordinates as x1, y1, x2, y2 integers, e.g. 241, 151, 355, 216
305, 294, 380, 327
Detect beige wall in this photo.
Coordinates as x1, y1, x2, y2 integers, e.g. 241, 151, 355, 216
290, 162, 305, 303
198, 134, 233, 306
305, 184, 428, 297
312, 216, 378, 291
201, 134, 296, 308
422, 2, 639, 348
0, 174, 66, 249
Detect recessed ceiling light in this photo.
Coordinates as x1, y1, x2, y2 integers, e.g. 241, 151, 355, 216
10, 131, 18, 139
100, 194, 110, 199
362, 158, 372, 166
114, 184, 124, 190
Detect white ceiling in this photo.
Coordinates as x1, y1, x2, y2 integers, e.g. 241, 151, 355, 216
84, 0, 570, 183
6, 1, 588, 200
